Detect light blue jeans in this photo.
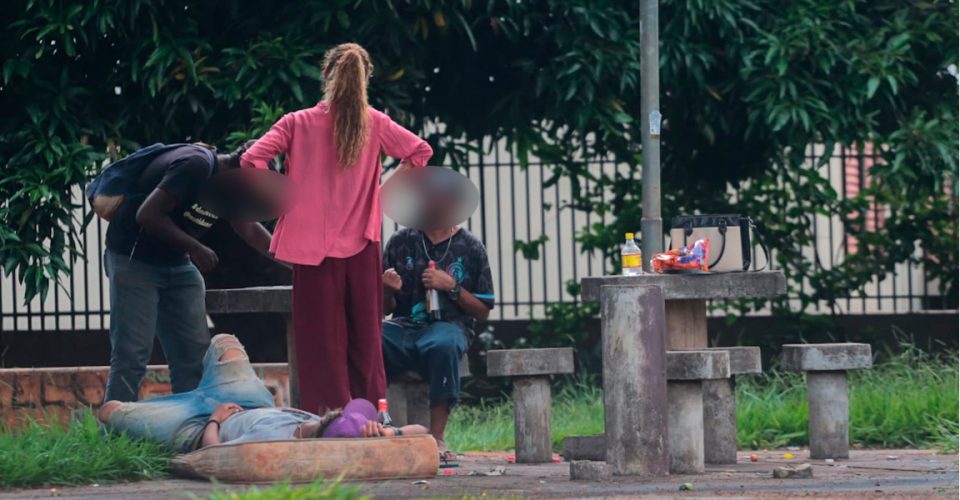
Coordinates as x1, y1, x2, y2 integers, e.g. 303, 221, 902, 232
104, 250, 210, 402
105, 334, 277, 453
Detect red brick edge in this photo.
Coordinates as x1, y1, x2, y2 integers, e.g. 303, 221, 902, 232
0, 364, 290, 430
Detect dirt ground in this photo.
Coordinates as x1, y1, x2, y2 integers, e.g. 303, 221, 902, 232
2, 448, 957, 499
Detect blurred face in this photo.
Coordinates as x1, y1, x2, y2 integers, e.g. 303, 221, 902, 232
247, 170, 292, 212
422, 193, 459, 229
200, 168, 294, 222
381, 166, 480, 231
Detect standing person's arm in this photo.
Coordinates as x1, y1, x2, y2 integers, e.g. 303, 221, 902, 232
137, 191, 218, 271
240, 113, 295, 171
231, 221, 292, 269
230, 221, 273, 256
379, 114, 433, 168
136, 155, 218, 271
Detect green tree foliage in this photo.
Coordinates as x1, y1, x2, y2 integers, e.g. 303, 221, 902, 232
0, 0, 956, 310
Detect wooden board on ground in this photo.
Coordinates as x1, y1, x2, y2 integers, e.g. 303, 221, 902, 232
171, 435, 439, 483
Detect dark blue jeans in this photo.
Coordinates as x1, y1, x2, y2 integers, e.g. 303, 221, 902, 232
382, 321, 468, 409
104, 250, 210, 402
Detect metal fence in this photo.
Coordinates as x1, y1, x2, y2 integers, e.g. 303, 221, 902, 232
0, 142, 951, 332
785, 143, 950, 314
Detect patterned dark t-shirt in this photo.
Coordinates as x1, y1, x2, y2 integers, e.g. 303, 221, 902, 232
383, 228, 495, 339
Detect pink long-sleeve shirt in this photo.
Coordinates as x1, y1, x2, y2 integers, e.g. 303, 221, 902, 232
241, 102, 433, 265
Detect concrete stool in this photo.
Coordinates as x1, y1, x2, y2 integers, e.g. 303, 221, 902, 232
702, 346, 762, 464
386, 356, 471, 427
487, 347, 575, 463
666, 350, 731, 474
782, 343, 872, 459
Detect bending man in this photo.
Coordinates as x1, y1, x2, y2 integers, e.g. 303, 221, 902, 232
102, 142, 273, 402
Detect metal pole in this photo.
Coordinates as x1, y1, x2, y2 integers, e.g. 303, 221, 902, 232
639, 0, 662, 271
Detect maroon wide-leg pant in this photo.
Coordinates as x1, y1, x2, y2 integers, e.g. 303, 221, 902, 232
291, 242, 386, 413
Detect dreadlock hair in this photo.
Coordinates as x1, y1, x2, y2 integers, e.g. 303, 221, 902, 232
306, 409, 344, 438
219, 139, 278, 170
322, 43, 373, 168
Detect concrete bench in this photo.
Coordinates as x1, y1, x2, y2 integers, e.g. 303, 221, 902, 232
702, 346, 762, 464
666, 350, 731, 474
205, 287, 298, 406
487, 348, 575, 463
782, 343, 872, 459
385, 356, 471, 427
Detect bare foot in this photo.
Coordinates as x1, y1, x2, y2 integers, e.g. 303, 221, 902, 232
98, 401, 123, 424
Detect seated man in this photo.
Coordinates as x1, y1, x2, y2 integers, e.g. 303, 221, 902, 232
381, 225, 495, 458
98, 334, 426, 452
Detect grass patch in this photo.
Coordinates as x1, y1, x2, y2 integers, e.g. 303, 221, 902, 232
0, 346, 953, 489
447, 347, 958, 452
447, 382, 604, 451
202, 480, 367, 499
738, 345, 958, 451
0, 411, 171, 488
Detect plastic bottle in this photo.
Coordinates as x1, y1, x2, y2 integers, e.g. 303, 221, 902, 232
377, 398, 394, 426
621, 232, 643, 276
427, 261, 442, 320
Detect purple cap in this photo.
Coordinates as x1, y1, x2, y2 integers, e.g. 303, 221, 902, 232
321, 399, 378, 438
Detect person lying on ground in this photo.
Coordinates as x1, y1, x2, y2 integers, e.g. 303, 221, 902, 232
98, 334, 427, 453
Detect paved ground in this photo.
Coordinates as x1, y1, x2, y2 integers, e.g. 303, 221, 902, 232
2, 449, 956, 499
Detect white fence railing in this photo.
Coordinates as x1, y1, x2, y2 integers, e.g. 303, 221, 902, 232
1, 142, 948, 331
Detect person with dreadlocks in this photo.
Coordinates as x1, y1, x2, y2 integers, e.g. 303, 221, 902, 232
240, 43, 433, 413
101, 141, 274, 402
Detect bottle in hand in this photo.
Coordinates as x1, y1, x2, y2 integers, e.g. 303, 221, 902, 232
426, 261, 442, 320
377, 398, 394, 427
621, 232, 643, 276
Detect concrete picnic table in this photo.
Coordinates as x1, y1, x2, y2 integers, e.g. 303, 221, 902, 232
205, 286, 298, 407
578, 271, 786, 475
581, 271, 786, 349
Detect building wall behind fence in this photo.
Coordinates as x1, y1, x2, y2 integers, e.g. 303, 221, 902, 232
0, 142, 949, 332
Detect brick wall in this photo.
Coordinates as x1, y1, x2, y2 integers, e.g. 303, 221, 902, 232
0, 363, 290, 429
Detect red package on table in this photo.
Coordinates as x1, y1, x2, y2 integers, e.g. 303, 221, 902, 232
653, 238, 710, 273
